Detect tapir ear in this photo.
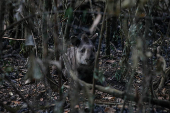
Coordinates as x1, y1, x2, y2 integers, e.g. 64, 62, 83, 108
70, 36, 81, 47
90, 33, 98, 44
81, 34, 90, 44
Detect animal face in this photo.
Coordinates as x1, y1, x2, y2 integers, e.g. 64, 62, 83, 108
76, 43, 95, 65
71, 34, 97, 66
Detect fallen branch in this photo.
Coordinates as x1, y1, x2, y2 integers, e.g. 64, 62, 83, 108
79, 79, 170, 109
62, 54, 170, 109
95, 84, 170, 109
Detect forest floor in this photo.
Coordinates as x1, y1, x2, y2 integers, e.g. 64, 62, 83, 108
0, 45, 170, 113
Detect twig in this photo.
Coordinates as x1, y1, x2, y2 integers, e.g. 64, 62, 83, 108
60, 0, 85, 22
53, 0, 64, 112
110, 42, 118, 52
31, 31, 38, 56
91, 3, 107, 113
89, 0, 95, 20
3, 36, 37, 41
0, 14, 35, 37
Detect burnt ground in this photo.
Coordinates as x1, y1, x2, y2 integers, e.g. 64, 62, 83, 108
0, 45, 170, 113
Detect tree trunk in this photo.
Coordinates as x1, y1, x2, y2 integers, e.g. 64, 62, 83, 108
0, 0, 5, 52
8, 2, 15, 38
105, 17, 111, 57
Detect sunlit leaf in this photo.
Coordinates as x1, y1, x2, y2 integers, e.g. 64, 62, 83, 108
82, 10, 87, 22
9, 92, 13, 96
25, 34, 35, 46
65, 7, 73, 23
33, 61, 42, 79
156, 56, 166, 74
4, 66, 14, 73
106, 60, 116, 64
115, 68, 124, 81
131, 48, 139, 69
25, 54, 43, 81
121, 0, 136, 8
146, 51, 152, 57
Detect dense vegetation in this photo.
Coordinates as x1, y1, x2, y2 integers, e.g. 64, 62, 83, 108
0, 0, 170, 112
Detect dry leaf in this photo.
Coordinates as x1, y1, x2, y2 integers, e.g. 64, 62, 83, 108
104, 96, 115, 101
117, 104, 128, 109
9, 92, 13, 96
12, 101, 21, 105
40, 98, 43, 101
105, 107, 116, 113
64, 109, 70, 113
20, 89, 24, 92
99, 61, 102, 65
75, 105, 80, 109
106, 60, 115, 64
158, 97, 164, 100
19, 73, 24, 76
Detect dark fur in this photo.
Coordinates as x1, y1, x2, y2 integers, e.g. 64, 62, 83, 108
63, 34, 97, 83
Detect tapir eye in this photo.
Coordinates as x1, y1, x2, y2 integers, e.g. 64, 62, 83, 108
81, 48, 85, 53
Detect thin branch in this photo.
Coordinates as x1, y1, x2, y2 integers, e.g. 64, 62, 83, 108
92, 0, 107, 98
91, 2, 107, 113
0, 14, 35, 37
3, 37, 37, 41
60, 0, 85, 22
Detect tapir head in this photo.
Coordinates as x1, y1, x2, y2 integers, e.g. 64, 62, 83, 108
71, 33, 98, 66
